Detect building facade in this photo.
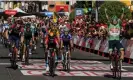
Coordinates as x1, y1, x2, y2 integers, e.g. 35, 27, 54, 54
0, 0, 76, 13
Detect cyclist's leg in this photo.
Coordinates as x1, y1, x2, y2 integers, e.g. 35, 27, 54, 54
8, 35, 13, 56
29, 39, 32, 54
70, 39, 73, 58
45, 43, 50, 71
109, 40, 115, 69
33, 31, 38, 49
109, 40, 114, 57
60, 41, 64, 61
5, 29, 9, 40
116, 40, 124, 60
56, 41, 60, 61
14, 36, 20, 56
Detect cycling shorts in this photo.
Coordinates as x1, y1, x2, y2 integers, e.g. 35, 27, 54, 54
109, 40, 124, 52
9, 35, 20, 49
24, 39, 31, 46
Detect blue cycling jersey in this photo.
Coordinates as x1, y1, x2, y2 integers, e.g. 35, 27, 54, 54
60, 33, 72, 41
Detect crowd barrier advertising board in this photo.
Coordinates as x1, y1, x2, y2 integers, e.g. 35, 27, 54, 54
85, 38, 91, 48
73, 35, 133, 61
75, 8, 83, 16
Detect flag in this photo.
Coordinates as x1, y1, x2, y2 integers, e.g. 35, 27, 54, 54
53, 13, 57, 23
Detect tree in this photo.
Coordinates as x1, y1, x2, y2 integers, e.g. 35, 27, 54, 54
99, 1, 131, 23
69, 10, 75, 23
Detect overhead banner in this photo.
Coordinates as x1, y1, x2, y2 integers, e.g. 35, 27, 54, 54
75, 8, 83, 16
4, 10, 17, 15
55, 5, 69, 12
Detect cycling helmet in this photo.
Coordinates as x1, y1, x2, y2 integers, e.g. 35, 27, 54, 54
64, 27, 69, 35
64, 27, 69, 32
26, 23, 31, 29
111, 15, 118, 21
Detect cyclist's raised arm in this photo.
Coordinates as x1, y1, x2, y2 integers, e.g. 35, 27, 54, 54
120, 7, 125, 20
104, 8, 110, 22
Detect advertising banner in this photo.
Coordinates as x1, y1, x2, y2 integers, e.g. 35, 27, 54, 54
55, 5, 69, 12
75, 8, 83, 16
4, 10, 17, 15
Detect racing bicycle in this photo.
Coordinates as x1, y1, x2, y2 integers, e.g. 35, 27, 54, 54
111, 48, 122, 80
10, 41, 18, 69
62, 46, 70, 72
24, 40, 30, 65
48, 48, 56, 77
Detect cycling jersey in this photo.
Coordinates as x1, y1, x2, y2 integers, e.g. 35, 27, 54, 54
108, 20, 121, 40
9, 25, 21, 49
9, 27, 21, 38
24, 30, 32, 39
60, 33, 72, 46
45, 35, 58, 48
48, 28, 60, 37
24, 30, 33, 46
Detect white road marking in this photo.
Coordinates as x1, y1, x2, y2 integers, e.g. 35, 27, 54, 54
0, 63, 10, 65
20, 70, 133, 77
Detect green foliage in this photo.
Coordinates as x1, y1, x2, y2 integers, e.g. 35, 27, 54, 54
69, 10, 75, 23
99, 1, 132, 23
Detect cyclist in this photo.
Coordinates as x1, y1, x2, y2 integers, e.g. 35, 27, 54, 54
23, 24, 33, 61
60, 27, 73, 62
8, 21, 22, 57
40, 22, 47, 48
48, 22, 60, 55
105, 8, 125, 69
45, 23, 60, 71
24, 23, 34, 55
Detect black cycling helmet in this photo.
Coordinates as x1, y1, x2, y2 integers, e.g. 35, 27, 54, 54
25, 23, 31, 29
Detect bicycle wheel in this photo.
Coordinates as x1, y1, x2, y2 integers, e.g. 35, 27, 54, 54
49, 51, 55, 77
25, 46, 29, 65
117, 59, 122, 80
19, 45, 23, 61
112, 55, 116, 78
19, 44, 24, 61
63, 53, 66, 71
12, 47, 17, 69
67, 53, 70, 73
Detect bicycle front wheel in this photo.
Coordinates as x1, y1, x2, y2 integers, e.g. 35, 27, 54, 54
25, 47, 29, 65
49, 52, 55, 77
67, 55, 70, 73
117, 60, 122, 80
12, 47, 17, 68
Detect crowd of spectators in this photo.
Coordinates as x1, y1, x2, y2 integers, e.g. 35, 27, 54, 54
70, 14, 133, 40
1, 13, 133, 41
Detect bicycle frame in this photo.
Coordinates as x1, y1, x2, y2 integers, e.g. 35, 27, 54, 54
111, 49, 122, 79
10, 42, 17, 69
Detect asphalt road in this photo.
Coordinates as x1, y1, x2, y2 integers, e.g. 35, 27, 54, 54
0, 42, 133, 80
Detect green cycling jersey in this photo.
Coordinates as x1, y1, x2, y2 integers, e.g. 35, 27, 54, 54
108, 20, 121, 40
